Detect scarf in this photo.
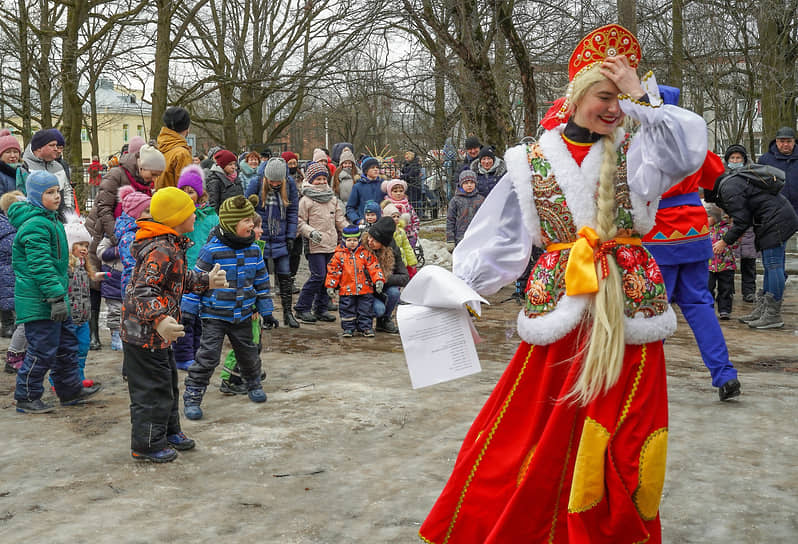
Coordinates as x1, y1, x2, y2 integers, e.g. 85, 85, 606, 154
213, 224, 256, 250
301, 183, 334, 203
264, 189, 285, 237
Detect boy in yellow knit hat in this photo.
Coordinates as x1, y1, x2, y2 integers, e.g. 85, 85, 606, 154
121, 186, 228, 462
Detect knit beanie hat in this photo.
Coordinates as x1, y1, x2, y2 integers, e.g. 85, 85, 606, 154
776, 126, 796, 139
382, 202, 400, 217
339, 147, 356, 165
264, 157, 287, 181
214, 149, 237, 168
363, 200, 382, 218
53, 129, 66, 147
478, 146, 495, 160
312, 148, 328, 162
177, 164, 205, 197
128, 136, 146, 156
369, 216, 396, 246
63, 211, 92, 248
360, 156, 379, 173
381, 178, 407, 194
723, 144, 748, 164
342, 224, 361, 238
162, 106, 191, 133
30, 129, 60, 152
281, 151, 298, 163
459, 169, 477, 185
150, 186, 196, 228
304, 161, 329, 183
465, 135, 481, 149
26, 170, 59, 208
219, 195, 259, 234
118, 185, 152, 219
0, 129, 21, 158
138, 144, 166, 171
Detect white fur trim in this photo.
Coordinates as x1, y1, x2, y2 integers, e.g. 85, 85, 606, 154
624, 305, 677, 344
516, 294, 590, 345
505, 144, 542, 247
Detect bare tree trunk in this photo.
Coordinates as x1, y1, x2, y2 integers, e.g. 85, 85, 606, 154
757, 1, 798, 136
671, 0, 683, 91
150, 0, 172, 139
61, 1, 86, 207
37, 3, 56, 128
497, 0, 537, 137
617, 0, 637, 35
16, 0, 32, 143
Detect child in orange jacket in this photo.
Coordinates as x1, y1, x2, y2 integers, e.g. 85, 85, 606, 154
325, 225, 385, 337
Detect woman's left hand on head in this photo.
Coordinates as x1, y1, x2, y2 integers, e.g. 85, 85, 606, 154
600, 56, 645, 100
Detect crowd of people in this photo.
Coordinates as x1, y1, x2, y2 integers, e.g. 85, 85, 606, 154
1, 21, 797, 541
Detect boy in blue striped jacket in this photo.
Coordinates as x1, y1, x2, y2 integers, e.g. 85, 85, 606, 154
182, 195, 279, 420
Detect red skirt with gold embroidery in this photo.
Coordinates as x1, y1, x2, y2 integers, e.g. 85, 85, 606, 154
419, 328, 668, 544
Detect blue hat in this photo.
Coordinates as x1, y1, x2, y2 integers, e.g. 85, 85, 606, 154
26, 171, 59, 208
342, 225, 361, 238
360, 156, 379, 173
30, 128, 61, 152
363, 200, 382, 218
658, 85, 680, 106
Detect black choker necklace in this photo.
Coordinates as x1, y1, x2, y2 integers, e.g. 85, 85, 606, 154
563, 119, 603, 144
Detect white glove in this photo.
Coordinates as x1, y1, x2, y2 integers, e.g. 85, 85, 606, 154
327, 287, 336, 297
208, 263, 228, 289
155, 316, 185, 342
309, 230, 323, 244
374, 280, 384, 294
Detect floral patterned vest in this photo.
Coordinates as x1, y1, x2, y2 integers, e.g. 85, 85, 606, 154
522, 140, 669, 322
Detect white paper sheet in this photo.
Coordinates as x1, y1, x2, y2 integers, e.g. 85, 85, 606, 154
400, 265, 489, 315
397, 304, 482, 389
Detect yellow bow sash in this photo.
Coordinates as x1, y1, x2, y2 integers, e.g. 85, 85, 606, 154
546, 226, 642, 296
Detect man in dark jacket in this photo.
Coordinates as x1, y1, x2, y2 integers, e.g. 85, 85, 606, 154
711, 162, 798, 329
758, 126, 798, 216
459, 135, 481, 176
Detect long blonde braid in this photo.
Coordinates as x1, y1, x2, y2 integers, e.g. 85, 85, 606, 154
567, 133, 626, 405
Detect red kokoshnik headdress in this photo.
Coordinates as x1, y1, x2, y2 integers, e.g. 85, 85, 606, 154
540, 24, 642, 130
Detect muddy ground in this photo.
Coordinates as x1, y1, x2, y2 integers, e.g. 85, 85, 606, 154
1, 239, 797, 543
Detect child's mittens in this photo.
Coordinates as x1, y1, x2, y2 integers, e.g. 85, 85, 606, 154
155, 316, 185, 342
309, 230, 323, 244
47, 297, 68, 322
374, 280, 384, 294
262, 314, 280, 329
208, 263, 229, 289
327, 287, 336, 297
446, 242, 455, 253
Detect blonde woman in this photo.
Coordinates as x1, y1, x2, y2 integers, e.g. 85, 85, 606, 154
419, 25, 707, 543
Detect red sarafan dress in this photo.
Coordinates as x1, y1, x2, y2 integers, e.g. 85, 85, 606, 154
418, 76, 708, 544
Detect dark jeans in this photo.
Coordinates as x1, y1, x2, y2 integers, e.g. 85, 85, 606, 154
339, 294, 375, 332
373, 286, 401, 319
708, 270, 734, 314
739, 257, 757, 297
15, 318, 82, 402
123, 343, 181, 453
295, 252, 332, 313
185, 318, 261, 391
762, 243, 786, 301
173, 313, 202, 365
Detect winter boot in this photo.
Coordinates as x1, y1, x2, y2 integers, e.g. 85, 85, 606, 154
748, 293, 784, 329
278, 274, 299, 328
375, 316, 399, 334
290, 274, 300, 294
110, 330, 122, 351
0, 310, 15, 338
89, 309, 102, 350
4, 350, 24, 374
738, 290, 764, 323
183, 385, 206, 420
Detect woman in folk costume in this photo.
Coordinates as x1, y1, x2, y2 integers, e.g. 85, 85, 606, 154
418, 25, 707, 544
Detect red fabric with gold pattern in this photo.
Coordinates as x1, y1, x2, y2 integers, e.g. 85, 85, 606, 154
419, 329, 668, 544
569, 24, 641, 80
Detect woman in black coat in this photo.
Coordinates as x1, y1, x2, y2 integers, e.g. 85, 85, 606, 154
710, 163, 798, 329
